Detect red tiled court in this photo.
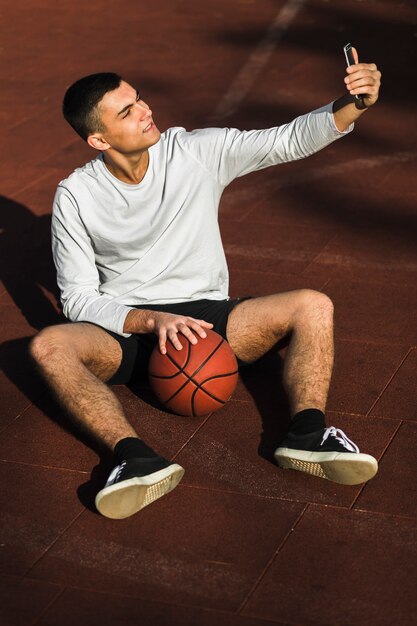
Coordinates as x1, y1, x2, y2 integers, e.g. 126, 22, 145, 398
1, 1, 416, 624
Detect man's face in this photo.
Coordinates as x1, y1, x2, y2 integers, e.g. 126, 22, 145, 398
95, 81, 161, 154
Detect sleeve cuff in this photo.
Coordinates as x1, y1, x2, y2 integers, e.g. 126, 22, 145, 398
328, 101, 354, 135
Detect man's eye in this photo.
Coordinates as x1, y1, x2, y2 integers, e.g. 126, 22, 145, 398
123, 110, 131, 118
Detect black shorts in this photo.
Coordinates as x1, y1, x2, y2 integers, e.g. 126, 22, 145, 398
106, 298, 248, 385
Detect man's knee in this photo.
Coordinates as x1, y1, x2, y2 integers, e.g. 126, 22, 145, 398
29, 326, 74, 368
295, 289, 334, 322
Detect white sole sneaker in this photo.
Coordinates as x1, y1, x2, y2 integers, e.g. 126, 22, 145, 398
274, 448, 378, 485
95, 463, 185, 519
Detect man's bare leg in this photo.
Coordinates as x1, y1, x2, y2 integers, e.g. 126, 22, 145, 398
29, 322, 137, 449
29, 323, 184, 518
226, 289, 378, 485
226, 289, 334, 416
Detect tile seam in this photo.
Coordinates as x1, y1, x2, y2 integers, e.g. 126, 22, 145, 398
231, 268, 417, 291
19, 580, 293, 624
0, 458, 89, 475
366, 347, 413, 417
349, 420, 404, 510
350, 505, 417, 522
36, 139, 80, 170
171, 412, 217, 459
0, 402, 34, 436
30, 586, 67, 626
334, 337, 413, 348
309, 500, 417, 522
237, 503, 309, 615
326, 409, 400, 420
5, 168, 61, 201
22, 508, 86, 580
334, 338, 411, 347
301, 232, 339, 276
177, 482, 312, 505
0, 572, 27, 608
314, 275, 417, 289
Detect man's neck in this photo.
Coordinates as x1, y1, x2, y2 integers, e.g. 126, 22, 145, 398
102, 149, 150, 185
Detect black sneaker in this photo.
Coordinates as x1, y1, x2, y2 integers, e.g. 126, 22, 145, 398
274, 426, 378, 485
95, 456, 185, 519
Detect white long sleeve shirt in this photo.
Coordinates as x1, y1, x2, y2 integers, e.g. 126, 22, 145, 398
52, 103, 352, 337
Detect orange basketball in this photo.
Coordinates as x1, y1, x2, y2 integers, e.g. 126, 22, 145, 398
148, 329, 238, 417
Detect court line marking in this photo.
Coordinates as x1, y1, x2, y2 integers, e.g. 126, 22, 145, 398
210, 0, 306, 120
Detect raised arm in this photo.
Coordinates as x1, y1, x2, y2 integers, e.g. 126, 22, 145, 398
333, 46, 381, 132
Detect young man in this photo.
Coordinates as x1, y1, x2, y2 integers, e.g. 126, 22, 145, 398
30, 49, 381, 519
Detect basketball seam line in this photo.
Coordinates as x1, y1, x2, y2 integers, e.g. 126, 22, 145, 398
190, 372, 239, 417
152, 370, 239, 410
150, 336, 193, 379
155, 339, 235, 409
150, 336, 224, 382
173, 336, 225, 379
162, 339, 225, 404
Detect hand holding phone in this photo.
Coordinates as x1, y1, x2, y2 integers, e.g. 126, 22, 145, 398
343, 43, 365, 107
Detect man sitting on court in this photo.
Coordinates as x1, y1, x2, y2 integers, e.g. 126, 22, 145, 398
30, 50, 382, 519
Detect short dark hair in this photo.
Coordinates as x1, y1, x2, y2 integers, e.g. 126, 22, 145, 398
62, 72, 122, 140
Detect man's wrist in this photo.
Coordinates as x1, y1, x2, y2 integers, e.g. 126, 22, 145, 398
332, 94, 368, 132
353, 95, 369, 111
123, 308, 157, 334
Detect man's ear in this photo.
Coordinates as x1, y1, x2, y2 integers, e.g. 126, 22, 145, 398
87, 134, 111, 151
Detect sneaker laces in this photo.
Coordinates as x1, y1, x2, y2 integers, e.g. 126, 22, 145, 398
321, 427, 360, 453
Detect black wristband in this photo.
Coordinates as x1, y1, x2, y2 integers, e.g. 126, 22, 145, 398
354, 96, 368, 110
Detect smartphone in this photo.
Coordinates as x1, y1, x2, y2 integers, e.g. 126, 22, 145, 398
343, 43, 364, 104
343, 42, 356, 67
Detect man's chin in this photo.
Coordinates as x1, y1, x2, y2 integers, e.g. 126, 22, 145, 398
147, 126, 161, 146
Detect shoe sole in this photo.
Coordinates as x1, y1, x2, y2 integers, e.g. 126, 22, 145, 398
274, 448, 378, 485
95, 463, 185, 519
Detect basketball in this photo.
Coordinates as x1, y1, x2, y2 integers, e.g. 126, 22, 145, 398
148, 329, 238, 417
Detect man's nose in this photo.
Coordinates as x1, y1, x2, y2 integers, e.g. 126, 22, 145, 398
137, 101, 152, 119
